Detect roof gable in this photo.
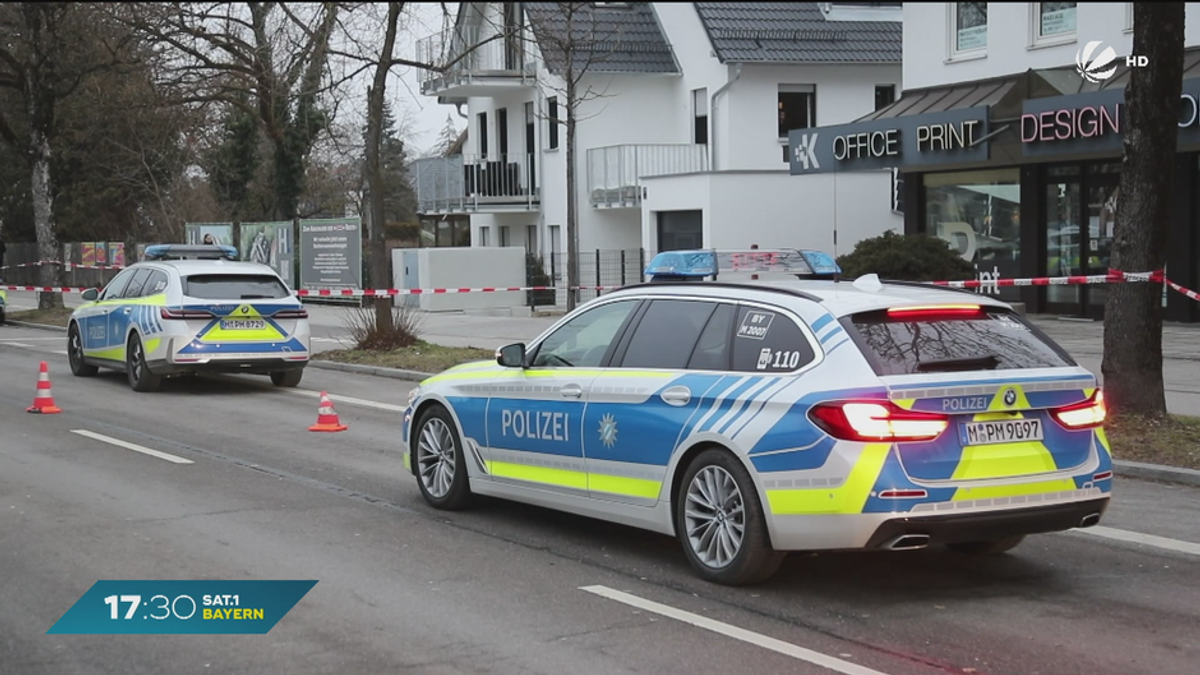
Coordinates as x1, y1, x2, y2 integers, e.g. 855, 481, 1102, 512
524, 2, 679, 75
694, 2, 901, 64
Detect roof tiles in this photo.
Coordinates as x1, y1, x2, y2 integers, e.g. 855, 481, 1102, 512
524, 2, 679, 75
693, 2, 901, 64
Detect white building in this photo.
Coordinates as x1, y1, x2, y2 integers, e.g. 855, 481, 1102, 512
801, 2, 1200, 322
412, 2, 904, 283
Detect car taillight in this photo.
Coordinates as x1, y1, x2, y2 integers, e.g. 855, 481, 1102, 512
272, 308, 308, 319
886, 304, 984, 320
809, 401, 949, 442
1051, 389, 1106, 430
160, 308, 214, 320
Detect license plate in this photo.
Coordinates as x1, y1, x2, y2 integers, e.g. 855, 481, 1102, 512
220, 319, 265, 330
960, 419, 1044, 446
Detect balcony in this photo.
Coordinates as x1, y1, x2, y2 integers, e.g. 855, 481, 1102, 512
414, 153, 540, 215
587, 144, 710, 208
416, 26, 536, 98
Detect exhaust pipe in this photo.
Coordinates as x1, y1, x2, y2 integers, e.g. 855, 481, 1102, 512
1079, 513, 1101, 528
885, 534, 931, 551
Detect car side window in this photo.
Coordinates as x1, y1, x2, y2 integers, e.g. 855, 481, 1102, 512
144, 271, 169, 296
531, 299, 639, 368
100, 270, 136, 301
730, 305, 816, 373
619, 300, 717, 370
686, 303, 736, 371
121, 269, 153, 299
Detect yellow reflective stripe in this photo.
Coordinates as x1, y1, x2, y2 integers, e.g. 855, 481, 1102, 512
423, 368, 679, 385
952, 441, 1058, 480
486, 460, 588, 490
90, 347, 125, 361
403, 450, 412, 471
97, 293, 167, 307
892, 398, 917, 410
766, 442, 891, 515
1095, 427, 1111, 454
144, 338, 161, 355
588, 473, 662, 499
952, 478, 1078, 501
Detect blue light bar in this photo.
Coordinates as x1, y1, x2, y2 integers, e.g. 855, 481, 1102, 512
644, 250, 718, 281
645, 248, 841, 283
142, 244, 239, 261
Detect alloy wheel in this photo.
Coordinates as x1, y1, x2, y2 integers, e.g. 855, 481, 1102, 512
684, 465, 746, 569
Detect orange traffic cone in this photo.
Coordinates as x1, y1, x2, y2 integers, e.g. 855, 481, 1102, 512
309, 391, 347, 432
26, 361, 62, 414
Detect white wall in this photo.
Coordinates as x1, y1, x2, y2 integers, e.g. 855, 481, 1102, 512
723, 64, 902, 171
641, 171, 901, 257
905, 2, 1200, 91
393, 247, 527, 311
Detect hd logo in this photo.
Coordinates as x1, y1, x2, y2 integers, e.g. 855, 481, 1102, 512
792, 132, 820, 171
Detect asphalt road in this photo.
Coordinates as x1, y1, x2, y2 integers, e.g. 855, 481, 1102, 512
1, 323, 1199, 675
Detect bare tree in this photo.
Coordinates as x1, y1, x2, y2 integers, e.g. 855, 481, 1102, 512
1101, 2, 1185, 418
525, 2, 621, 311
0, 3, 138, 308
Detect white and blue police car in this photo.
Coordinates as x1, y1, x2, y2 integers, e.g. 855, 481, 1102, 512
400, 249, 1111, 585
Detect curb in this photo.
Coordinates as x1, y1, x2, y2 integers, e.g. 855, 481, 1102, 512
308, 359, 432, 383
1113, 459, 1200, 488
4, 319, 66, 333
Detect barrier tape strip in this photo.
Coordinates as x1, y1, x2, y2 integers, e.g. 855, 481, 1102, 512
1167, 279, 1200, 303
0, 260, 125, 271
931, 270, 1164, 289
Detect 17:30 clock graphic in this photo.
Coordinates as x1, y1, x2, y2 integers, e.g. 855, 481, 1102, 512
48, 580, 317, 635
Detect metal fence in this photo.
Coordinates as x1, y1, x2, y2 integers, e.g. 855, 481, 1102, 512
587, 144, 709, 208
0, 242, 129, 288
542, 248, 646, 307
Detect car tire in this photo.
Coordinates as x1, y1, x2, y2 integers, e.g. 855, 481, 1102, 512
270, 369, 303, 387
68, 322, 98, 377
413, 405, 473, 511
126, 333, 162, 393
946, 535, 1026, 556
675, 448, 785, 586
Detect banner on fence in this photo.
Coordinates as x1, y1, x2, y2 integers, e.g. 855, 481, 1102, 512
298, 218, 362, 294
185, 222, 234, 247
95, 243, 108, 265
108, 242, 125, 268
239, 221, 295, 286
81, 243, 96, 266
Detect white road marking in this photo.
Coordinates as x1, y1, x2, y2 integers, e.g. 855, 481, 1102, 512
283, 388, 406, 413
71, 430, 194, 465
1072, 525, 1200, 557
0, 337, 62, 341
0, 342, 34, 347
579, 585, 892, 675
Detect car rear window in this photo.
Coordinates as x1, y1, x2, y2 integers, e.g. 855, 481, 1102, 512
844, 308, 1076, 375
182, 274, 290, 300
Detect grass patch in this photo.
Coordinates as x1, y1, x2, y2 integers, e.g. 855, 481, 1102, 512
6, 307, 74, 327
315, 340, 494, 374
1106, 414, 1200, 471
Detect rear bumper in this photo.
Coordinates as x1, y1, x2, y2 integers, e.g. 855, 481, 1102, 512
863, 497, 1110, 549
149, 357, 307, 376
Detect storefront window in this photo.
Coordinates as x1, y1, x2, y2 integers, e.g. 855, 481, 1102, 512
924, 168, 1020, 301
1046, 180, 1082, 305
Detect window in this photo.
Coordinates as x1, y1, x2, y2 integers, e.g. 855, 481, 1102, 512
779, 84, 815, 162
950, 2, 987, 56
875, 84, 896, 111
144, 271, 169, 296
477, 112, 488, 157
526, 224, 538, 253
181, 274, 290, 300
497, 107, 509, 158
692, 88, 708, 144
549, 224, 561, 253
846, 309, 1074, 376
687, 303, 735, 370
1125, 2, 1133, 31
619, 300, 718, 369
1032, 2, 1076, 45
100, 269, 137, 301
924, 168, 1021, 302
499, 225, 510, 247
547, 97, 559, 150
531, 299, 639, 368
479, 226, 491, 247
120, 269, 153, 298
730, 306, 815, 373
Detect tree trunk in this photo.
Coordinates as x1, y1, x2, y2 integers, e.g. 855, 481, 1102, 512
565, 73, 579, 311
366, 3, 403, 332
1101, 2, 1185, 418
30, 125, 62, 310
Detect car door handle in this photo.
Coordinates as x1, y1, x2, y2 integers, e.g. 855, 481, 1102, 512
560, 384, 583, 399
122, 307, 132, 314
661, 386, 691, 407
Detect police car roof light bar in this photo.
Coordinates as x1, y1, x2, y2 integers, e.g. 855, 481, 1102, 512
644, 247, 842, 282
142, 244, 239, 261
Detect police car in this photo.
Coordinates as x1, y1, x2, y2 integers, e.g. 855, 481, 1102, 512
400, 249, 1111, 585
0, 288, 6, 324
67, 244, 311, 392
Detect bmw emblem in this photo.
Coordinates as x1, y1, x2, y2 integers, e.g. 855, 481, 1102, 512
1003, 389, 1017, 406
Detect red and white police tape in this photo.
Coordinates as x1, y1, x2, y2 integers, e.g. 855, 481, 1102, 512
931, 269, 1164, 289
0, 260, 125, 271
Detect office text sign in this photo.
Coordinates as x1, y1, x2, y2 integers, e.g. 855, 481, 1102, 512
299, 218, 363, 292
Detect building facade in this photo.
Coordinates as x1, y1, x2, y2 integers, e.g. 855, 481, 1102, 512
790, 2, 1200, 322
412, 2, 904, 270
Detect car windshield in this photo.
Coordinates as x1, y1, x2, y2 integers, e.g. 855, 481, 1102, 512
181, 274, 290, 300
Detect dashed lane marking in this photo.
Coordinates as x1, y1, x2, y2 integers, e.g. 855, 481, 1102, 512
1071, 525, 1200, 557
282, 388, 407, 413
71, 429, 194, 465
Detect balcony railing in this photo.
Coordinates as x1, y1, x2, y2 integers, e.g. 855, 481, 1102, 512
416, 26, 535, 96
587, 144, 710, 208
414, 152, 539, 214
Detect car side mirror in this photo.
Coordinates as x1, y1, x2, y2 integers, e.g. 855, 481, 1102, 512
81, 288, 99, 302
496, 343, 527, 368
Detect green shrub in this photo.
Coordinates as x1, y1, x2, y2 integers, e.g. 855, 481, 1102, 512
836, 231, 976, 282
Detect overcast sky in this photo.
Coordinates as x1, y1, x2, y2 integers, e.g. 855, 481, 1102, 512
386, 2, 463, 154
